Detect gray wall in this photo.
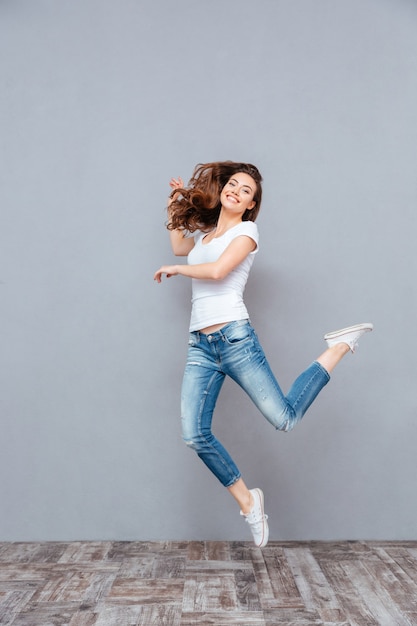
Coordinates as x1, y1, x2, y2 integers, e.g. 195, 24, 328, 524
1, 0, 416, 541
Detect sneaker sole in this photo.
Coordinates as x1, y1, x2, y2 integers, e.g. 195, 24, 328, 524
324, 322, 373, 341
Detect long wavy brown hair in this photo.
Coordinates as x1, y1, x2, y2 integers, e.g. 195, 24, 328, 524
167, 161, 263, 233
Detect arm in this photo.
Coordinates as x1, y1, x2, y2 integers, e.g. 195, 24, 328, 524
154, 234, 256, 283
167, 176, 195, 256
169, 229, 195, 256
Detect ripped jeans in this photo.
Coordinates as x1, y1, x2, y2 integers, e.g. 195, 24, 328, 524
181, 319, 330, 487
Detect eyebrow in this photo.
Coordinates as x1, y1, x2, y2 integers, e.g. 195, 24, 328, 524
230, 178, 253, 191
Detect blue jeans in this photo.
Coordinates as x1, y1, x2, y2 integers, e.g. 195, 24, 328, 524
181, 319, 330, 487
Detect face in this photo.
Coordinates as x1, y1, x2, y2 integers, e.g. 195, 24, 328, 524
220, 172, 257, 215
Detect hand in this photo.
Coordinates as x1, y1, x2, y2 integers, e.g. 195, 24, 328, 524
154, 265, 178, 283
169, 176, 184, 192
168, 177, 184, 210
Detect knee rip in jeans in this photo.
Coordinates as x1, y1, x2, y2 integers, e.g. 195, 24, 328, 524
183, 438, 198, 450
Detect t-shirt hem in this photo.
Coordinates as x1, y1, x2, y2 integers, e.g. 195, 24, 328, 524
189, 314, 249, 333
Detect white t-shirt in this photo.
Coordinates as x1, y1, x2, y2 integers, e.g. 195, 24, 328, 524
187, 221, 259, 331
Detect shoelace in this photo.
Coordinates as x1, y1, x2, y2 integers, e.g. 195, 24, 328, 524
245, 513, 268, 526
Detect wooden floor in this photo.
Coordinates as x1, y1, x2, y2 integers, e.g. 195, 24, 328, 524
0, 541, 417, 625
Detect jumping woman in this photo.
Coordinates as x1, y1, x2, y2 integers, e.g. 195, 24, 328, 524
154, 161, 372, 548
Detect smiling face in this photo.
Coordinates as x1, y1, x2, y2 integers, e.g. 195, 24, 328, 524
220, 172, 257, 216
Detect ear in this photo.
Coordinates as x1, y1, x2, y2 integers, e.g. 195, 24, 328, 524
248, 201, 256, 210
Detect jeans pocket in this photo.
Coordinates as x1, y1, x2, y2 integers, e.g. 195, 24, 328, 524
224, 322, 252, 345
188, 333, 199, 347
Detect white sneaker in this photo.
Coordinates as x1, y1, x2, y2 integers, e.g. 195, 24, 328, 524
240, 488, 269, 548
324, 322, 373, 353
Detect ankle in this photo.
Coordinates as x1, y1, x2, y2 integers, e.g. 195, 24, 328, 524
331, 342, 351, 355
241, 492, 254, 515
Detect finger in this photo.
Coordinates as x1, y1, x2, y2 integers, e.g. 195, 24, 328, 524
169, 177, 183, 189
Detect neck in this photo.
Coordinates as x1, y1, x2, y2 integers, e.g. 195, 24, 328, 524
214, 210, 242, 233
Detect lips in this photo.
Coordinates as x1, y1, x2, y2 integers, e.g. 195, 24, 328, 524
226, 194, 239, 203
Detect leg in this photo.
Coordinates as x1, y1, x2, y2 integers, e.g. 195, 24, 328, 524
181, 329, 269, 547
182, 352, 269, 547
316, 342, 350, 373
220, 323, 330, 432
181, 338, 242, 488
221, 321, 373, 432
317, 322, 374, 372
228, 478, 269, 548
228, 477, 253, 513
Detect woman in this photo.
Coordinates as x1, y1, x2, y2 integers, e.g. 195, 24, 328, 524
154, 161, 372, 548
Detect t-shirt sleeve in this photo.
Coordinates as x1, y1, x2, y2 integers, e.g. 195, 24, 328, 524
235, 221, 259, 253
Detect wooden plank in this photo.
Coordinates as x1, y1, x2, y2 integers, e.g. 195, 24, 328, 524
117, 556, 154, 579
182, 572, 237, 613
284, 546, 344, 622
366, 546, 417, 612
108, 577, 184, 605
180, 611, 265, 625
106, 541, 181, 560
8, 601, 83, 626
59, 542, 113, 564
205, 541, 231, 562
0, 589, 36, 626
261, 547, 304, 609
320, 560, 380, 626
0, 543, 48, 564
0, 565, 48, 583
186, 541, 205, 561
310, 540, 374, 563
186, 560, 252, 572
342, 560, 415, 626
250, 548, 275, 605
93, 605, 141, 626
81, 571, 119, 606
152, 555, 186, 579
21, 542, 69, 564
136, 604, 182, 626
229, 541, 255, 562
385, 545, 417, 586
69, 609, 99, 626
185, 541, 231, 562
234, 568, 262, 611
31, 571, 97, 603
263, 607, 326, 625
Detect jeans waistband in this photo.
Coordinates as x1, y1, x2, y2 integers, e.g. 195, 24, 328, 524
192, 319, 250, 341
